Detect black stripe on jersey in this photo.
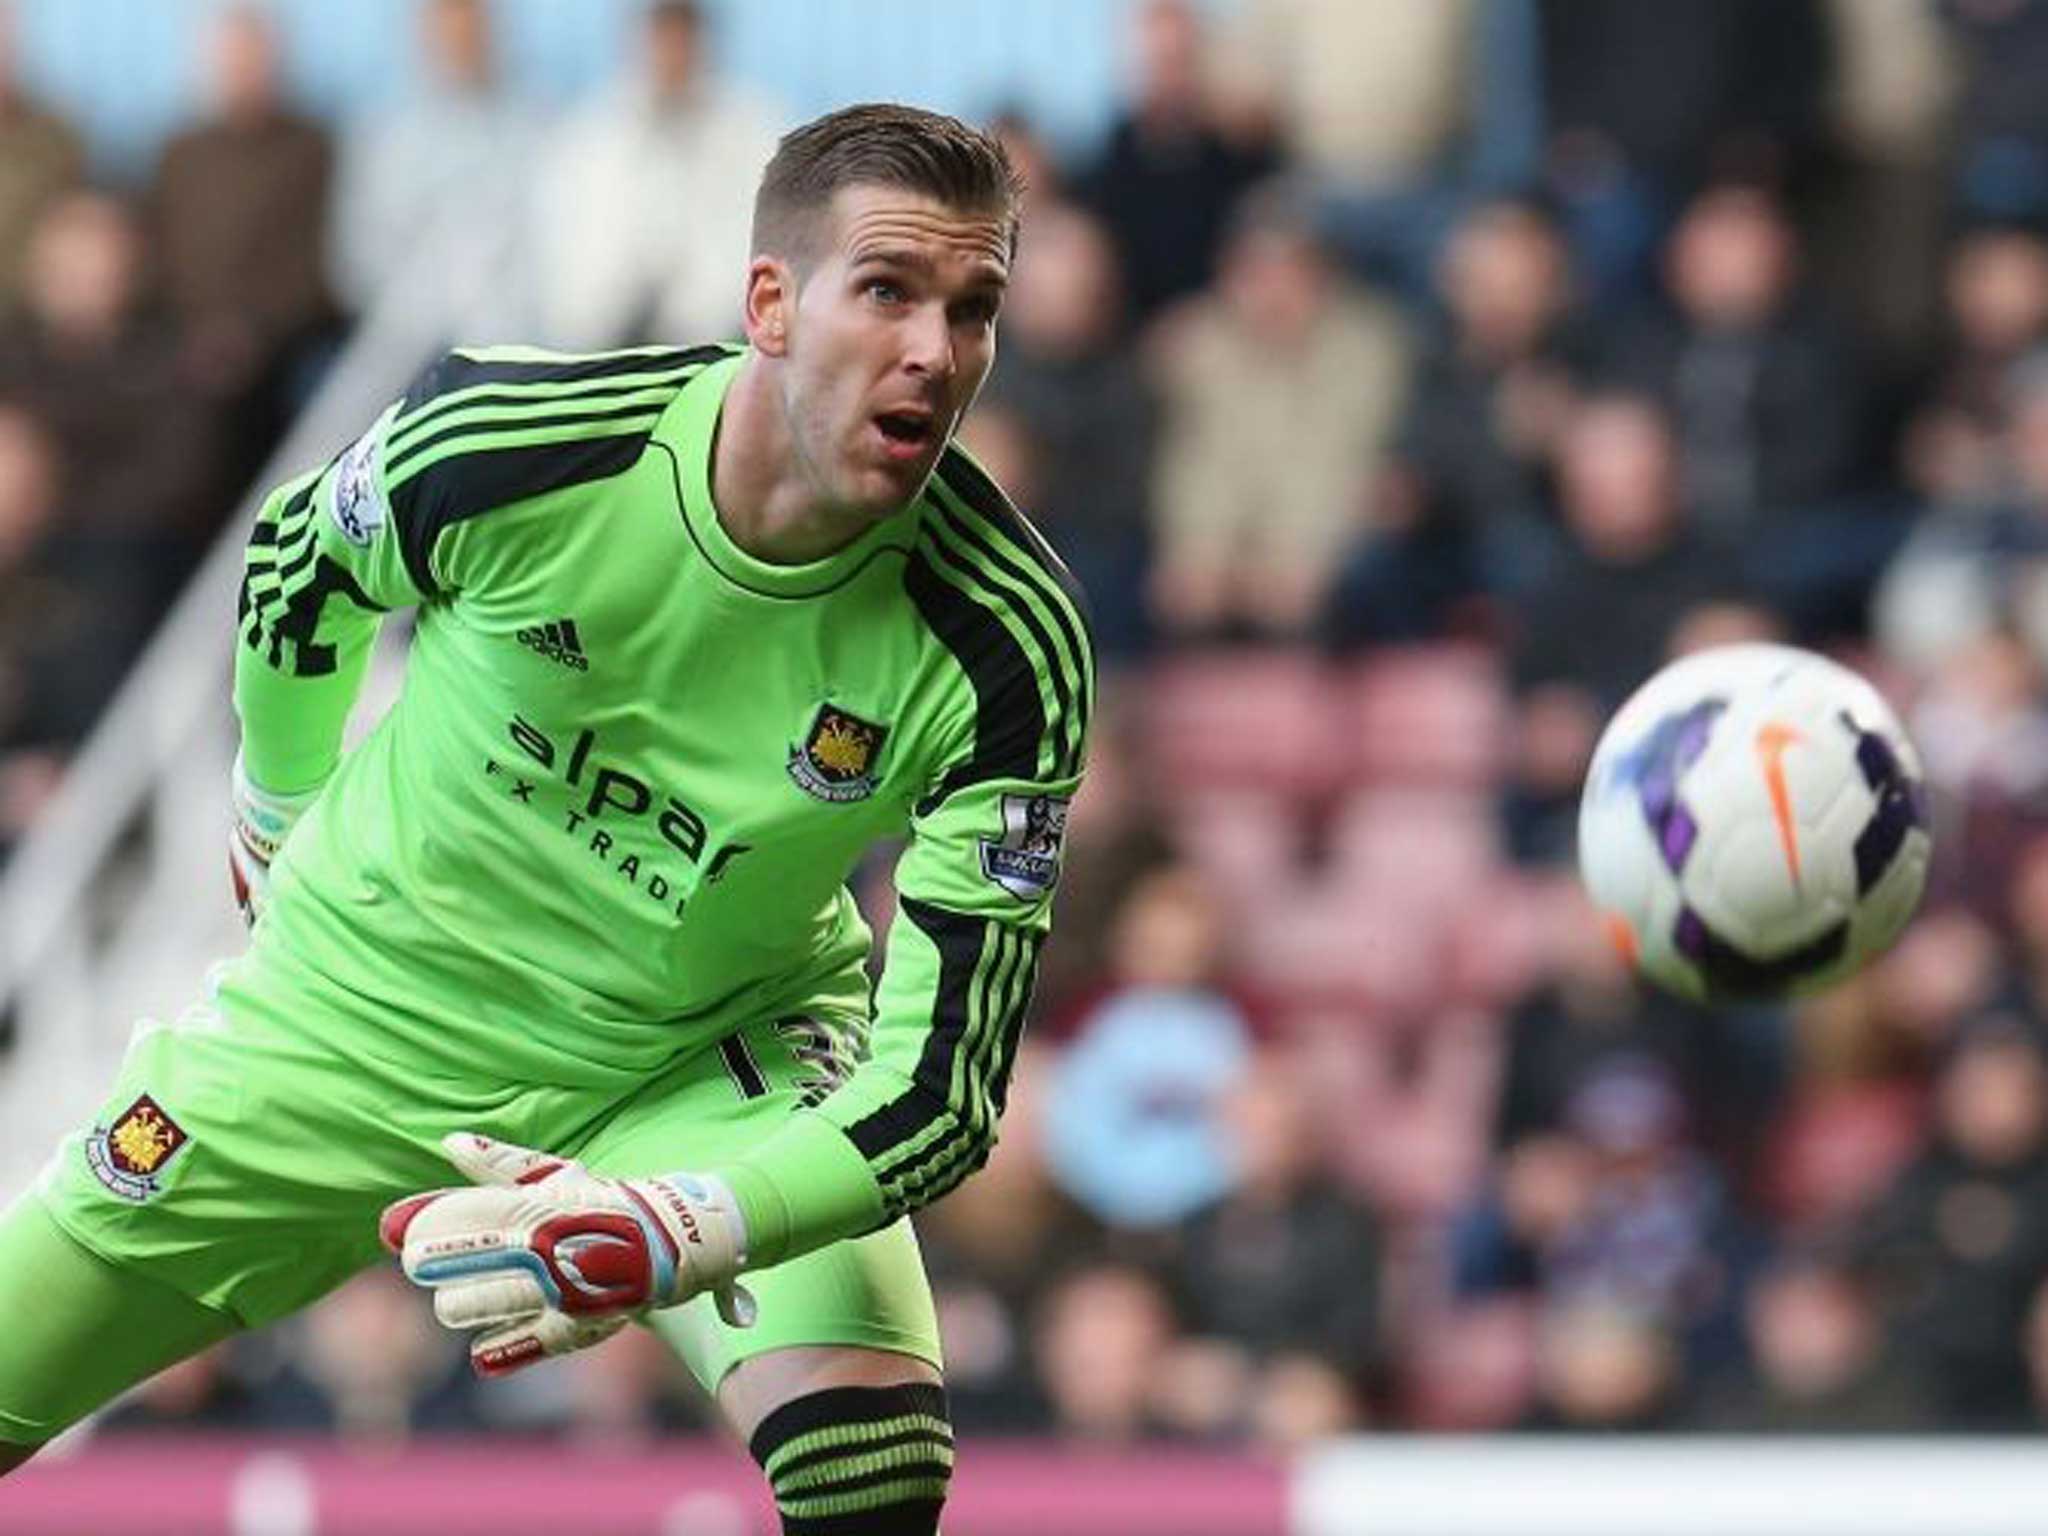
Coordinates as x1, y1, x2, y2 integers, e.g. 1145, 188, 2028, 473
934, 450, 1094, 661
387, 428, 654, 598
929, 450, 1093, 776
380, 346, 733, 595
387, 372, 708, 459
273, 517, 325, 585
904, 549, 1047, 813
238, 478, 317, 641
870, 925, 1042, 1212
845, 897, 984, 1190
249, 553, 379, 676
384, 399, 666, 485
923, 504, 1086, 780
241, 469, 380, 676
396, 344, 735, 420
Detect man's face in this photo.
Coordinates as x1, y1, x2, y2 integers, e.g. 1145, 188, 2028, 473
772, 184, 1010, 523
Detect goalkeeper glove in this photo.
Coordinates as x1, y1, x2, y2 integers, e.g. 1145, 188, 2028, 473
380, 1132, 755, 1377
229, 753, 322, 927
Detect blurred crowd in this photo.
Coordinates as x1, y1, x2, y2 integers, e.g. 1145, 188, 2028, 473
17, 0, 2048, 1450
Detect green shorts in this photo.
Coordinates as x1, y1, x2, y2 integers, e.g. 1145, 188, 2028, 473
11, 951, 938, 1440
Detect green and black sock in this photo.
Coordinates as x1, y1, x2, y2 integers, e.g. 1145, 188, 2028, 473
749, 1381, 953, 1535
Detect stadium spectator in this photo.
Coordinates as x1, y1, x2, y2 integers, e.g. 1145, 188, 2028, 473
1320, 194, 1582, 650
1500, 393, 1745, 864
1149, 181, 1409, 641
0, 405, 84, 861
1462, 1057, 1747, 1349
0, 190, 224, 614
1534, 0, 1834, 296
1505, 387, 1740, 705
1016, 697, 1176, 1032
293, 1270, 475, 1439
987, 109, 1068, 216
1852, 1023, 2048, 1426
1210, 0, 1476, 195
1901, 634, 2048, 920
1489, 885, 1772, 1165
152, 3, 340, 489
1030, 1258, 1180, 1442
1751, 916, 1979, 1236
1206, 0, 1523, 298
920, 1045, 1100, 1433
1406, 195, 1584, 533
1525, 1300, 1683, 1430
978, 204, 1156, 657
0, 0, 81, 324
1982, 835, 2048, 1038
1940, 0, 2048, 226
1075, 0, 1278, 327
1902, 220, 2048, 508
1168, 1054, 1381, 1436
99, 1346, 266, 1434
549, 1325, 709, 1441
1594, 181, 1868, 543
528, 0, 781, 348
1806, 0, 1959, 367
1876, 350, 2048, 676
329, 0, 540, 330
1041, 863, 1257, 1229
1691, 1256, 1933, 1431
2027, 1275, 2048, 1425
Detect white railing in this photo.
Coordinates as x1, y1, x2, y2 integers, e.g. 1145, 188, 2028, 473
1297, 1437, 2048, 1536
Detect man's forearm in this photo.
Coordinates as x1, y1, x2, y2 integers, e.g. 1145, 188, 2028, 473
712, 1110, 889, 1270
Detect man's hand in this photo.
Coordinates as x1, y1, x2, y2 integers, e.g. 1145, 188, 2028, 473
228, 754, 322, 926
380, 1133, 753, 1377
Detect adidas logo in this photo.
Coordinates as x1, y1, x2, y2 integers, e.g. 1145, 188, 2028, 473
516, 618, 589, 671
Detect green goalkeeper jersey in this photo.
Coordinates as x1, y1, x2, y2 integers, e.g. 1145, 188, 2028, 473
231, 344, 1093, 1267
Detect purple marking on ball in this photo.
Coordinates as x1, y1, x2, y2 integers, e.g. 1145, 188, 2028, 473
1660, 807, 1698, 872
1606, 697, 1726, 876
1674, 906, 1710, 960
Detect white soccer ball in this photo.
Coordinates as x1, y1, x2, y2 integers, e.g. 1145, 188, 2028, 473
1577, 643, 1931, 1003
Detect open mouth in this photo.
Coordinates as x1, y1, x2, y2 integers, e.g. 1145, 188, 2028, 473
873, 410, 936, 460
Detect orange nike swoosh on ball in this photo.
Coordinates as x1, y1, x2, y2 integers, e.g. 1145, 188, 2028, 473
1754, 721, 1805, 885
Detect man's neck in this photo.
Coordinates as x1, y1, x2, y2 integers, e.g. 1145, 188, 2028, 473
711, 353, 892, 566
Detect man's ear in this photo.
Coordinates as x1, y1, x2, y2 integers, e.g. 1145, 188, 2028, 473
743, 255, 795, 358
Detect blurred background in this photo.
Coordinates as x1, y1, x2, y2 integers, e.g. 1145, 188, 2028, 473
5, 0, 2048, 1532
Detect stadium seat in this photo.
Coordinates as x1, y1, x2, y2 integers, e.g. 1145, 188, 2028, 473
1142, 649, 1347, 803
1325, 788, 1499, 918
1345, 644, 1509, 788
1239, 876, 1447, 1015
1164, 789, 1305, 908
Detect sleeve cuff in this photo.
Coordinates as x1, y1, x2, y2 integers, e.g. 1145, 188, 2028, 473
712, 1111, 888, 1270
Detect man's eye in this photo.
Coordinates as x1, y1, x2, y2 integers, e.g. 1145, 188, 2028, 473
865, 279, 907, 305
955, 297, 1000, 326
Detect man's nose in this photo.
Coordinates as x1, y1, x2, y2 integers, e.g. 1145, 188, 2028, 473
901, 304, 955, 380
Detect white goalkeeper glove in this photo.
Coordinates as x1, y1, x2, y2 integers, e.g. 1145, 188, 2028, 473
380, 1133, 755, 1377
229, 752, 322, 927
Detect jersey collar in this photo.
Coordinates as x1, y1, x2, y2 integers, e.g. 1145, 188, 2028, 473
653, 350, 924, 600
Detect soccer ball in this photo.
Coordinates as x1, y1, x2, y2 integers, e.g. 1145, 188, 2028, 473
1577, 643, 1931, 1003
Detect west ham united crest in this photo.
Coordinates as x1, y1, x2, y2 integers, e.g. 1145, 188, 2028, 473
789, 705, 889, 803
86, 1094, 191, 1202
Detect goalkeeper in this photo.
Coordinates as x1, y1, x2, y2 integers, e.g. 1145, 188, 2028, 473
0, 102, 1092, 1536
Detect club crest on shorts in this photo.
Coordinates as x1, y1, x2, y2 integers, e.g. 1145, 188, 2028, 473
979, 793, 1069, 901
86, 1094, 191, 1202
789, 704, 889, 802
